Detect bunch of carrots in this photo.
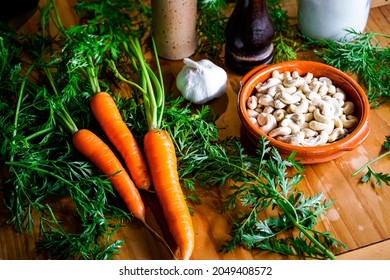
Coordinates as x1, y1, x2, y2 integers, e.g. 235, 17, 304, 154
46, 36, 194, 260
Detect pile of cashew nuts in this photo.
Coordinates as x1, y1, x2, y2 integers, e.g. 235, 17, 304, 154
246, 70, 359, 147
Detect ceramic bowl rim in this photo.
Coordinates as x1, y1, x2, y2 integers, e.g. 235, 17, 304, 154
237, 60, 370, 158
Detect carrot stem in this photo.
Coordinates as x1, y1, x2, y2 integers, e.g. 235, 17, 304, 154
126, 38, 159, 130
106, 59, 147, 94
12, 64, 35, 140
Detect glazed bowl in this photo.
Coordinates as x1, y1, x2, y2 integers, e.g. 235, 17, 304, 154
237, 61, 370, 164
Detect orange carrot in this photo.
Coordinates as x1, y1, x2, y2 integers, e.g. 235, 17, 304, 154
71, 128, 176, 258
45, 64, 175, 258
143, 129, 195, 260
122, 37, 195, 260
90, 92, 151, 190
72, 128, 145, 221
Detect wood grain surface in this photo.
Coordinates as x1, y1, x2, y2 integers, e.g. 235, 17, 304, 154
0, 0, 389, 260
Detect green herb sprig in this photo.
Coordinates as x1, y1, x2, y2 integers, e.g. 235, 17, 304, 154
219, 139, 344, 259
267, 0, 303, 62
313, 30, 390, 105
196, 0, 229, 58
162, 98, 344, 259
352, 136, 390, 187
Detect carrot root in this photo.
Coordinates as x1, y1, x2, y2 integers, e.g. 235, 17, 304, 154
90, 92, 151, 190
72, 128, 145, 221
144, 129, 194, 260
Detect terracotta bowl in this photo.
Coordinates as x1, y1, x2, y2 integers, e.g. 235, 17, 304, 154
237, 61, 370, 164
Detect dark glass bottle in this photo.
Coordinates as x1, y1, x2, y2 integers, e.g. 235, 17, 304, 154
225, 0, 275, 74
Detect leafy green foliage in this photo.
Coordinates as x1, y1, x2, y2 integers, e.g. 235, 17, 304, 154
353, 136, 390, 187
0, 4, 131, 259
196, 0, 229, 58
0, 0, 344, 260
75, 0, 151, 38
217, 139, 343, 259
266, 0, 303, 62
163, 103, 344, 259
314, 31, 390, 105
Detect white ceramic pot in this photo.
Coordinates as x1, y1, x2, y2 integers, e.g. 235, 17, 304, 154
298, 0, 371, 40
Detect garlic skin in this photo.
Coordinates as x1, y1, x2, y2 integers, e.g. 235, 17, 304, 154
176, 58, 227, 104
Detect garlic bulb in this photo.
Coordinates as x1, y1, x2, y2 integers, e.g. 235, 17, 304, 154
176, 58, 227, 104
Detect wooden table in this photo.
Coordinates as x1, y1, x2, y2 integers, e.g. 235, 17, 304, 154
0, 1, 390, 260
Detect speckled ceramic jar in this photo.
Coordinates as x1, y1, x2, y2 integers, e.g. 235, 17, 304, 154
298, 0, 372, 40
151, 0, 197, 60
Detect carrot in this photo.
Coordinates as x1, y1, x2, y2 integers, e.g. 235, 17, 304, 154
44, 61, 175, 259
143, 129, 194, 260
126, 37, 195, 260
43, 64, 147, 221
72, 128, 146, 221
69, 124, 175, 258
90, 91, 151, 190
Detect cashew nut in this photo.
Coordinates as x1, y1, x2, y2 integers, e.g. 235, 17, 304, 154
301, 83, 312, 94
342, 101, 355, 115
247, 109, 259, 118
313, 108, 331, 123
327, 98, 343, 118
291, 71, 300, 79
288, 99, 310, 114
247, 95, 258, 110
283, 76, 304, 88
306, 91, 321, 101
256, 78, 282, 93
263, 106, 274, 114
277, 84, 297, 94
328, 84, 336, 95
271, 70, 284, 80
302, 72, 314, 84
301, 128, 318, 138
274, 99, 287, 109
318, 84, 329, 96
290, 113, 308, 128
324, 120, 335, 135
280, 118, 301, 134
269, 126, 292, 138
334, 117, 343, 128
249, 117, 261, 129
319, 76, 332, 85
267, 85, 278, 97
304, 112, 314, 122
310, 81, 321, 93
279, 91, 302, 105
257, 113, 278, 134
273, 109, 287, 122
333, 88, 346, 101
340, 114, 358, 129
328, 128, 347, 142
257, 94, 275, 107
282, 71, 291, 80
309, 120, 331, 131
301, 131, 329, 147
278, 131, 305, 145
